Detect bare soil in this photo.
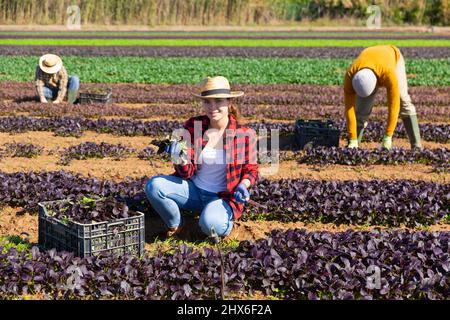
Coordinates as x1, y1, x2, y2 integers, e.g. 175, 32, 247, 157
1, 156, 448, 183
0, 91, 448, 283
0, 25, 449, 33
0, 207, 37, 243
0, 131, 153, 150
0, 131, 447, 151
0, 156, 173, 180
2, 207, 448, 251
262, 162, 449, 183
0, 130, 448, 182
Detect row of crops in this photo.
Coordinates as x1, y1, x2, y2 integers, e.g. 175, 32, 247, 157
1, 101, 449, 122
0, 142, 448, 169
0, 171, 448, 227
2, 38, 450, 47
0, 30, 449, 300
0, 116, 447, 143
1, 46, 450, 59
2, 82, 450, 107
1, 229, 449, 299
0, 57, 449, 85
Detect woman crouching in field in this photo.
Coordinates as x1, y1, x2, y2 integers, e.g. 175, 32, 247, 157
145, 76, 259, 239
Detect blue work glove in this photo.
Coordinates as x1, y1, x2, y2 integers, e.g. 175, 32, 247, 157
234, 183, 250, 204
165, 141, 188, 165
165, 141, 182, 155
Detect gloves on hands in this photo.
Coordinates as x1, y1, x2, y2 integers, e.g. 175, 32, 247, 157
166, 140, 188, 165
381, 134, 392, 150
347, 139, 359, 149
347, 135, 393, 150
234, 183, 250, 204
166, 140, 181, 155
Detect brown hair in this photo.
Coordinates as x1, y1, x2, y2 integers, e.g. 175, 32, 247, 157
229, 100, 242, 123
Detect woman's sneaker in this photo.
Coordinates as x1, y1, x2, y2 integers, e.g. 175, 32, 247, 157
166, 217, 184, 238
166, 225, 183, 238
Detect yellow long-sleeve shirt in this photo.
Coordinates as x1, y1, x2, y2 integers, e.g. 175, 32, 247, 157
344, 45, 401, 140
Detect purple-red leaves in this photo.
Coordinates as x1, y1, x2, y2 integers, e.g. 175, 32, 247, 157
0, 171, 448, 227
44, 195, 136, 224
0, 229, 448, 299
58, 142, 136, 165
297, 147, 450, 166
0, 116, 447, 143
1, 142, 43, 158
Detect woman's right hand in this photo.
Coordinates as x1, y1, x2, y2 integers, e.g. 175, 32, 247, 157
166, 141, 182, 155
347, 139, 358, 149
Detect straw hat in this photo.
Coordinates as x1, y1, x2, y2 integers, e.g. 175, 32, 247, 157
39, 54, 63, 74
192, 76, 244, 99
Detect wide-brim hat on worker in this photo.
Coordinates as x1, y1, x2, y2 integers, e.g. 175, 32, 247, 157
192, 76, 244, 99
39, 54, 63, 74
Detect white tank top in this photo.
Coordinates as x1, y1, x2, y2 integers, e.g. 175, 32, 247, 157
191, 147, 227, 193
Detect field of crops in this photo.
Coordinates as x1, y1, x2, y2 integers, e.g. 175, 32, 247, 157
0, 30, 449, 300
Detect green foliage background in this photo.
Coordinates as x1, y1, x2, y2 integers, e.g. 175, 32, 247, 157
0, 0, 448, 26
1, 56, 448, 85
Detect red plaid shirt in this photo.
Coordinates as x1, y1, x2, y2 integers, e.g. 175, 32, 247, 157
173, 115, 258, 219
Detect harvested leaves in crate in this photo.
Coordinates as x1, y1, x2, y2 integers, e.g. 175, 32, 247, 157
80, 88, 111, 95
46, 195, 139, 224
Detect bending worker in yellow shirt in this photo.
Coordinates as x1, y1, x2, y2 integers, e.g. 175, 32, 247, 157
344, 45, 422, 150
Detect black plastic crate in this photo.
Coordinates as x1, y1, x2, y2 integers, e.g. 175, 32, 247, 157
38, 200, 144, 257
79, 88, 112, 104
295, 119, 340, 149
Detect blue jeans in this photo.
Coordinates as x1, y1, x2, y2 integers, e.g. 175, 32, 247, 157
145, 175, 234, 237
43, 75, 80, 100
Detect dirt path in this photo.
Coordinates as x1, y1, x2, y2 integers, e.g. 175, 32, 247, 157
0, 131, 448, 150
1, 207, 449, 251
262, 162, 449, 183
0, 156, 172, 180
0, 130, 448, 182
0, 25, 449, 33
0, 131, 154, 150
1, 132, 448, 182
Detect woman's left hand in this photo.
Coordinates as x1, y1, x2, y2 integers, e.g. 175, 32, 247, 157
234, 183, 250, 203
